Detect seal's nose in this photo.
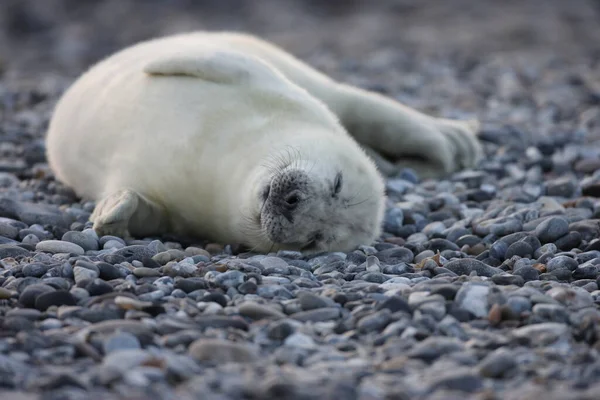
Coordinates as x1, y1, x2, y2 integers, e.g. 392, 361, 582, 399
268, 169, 309, 223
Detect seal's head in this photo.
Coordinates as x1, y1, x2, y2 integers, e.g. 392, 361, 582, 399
245, 145, 386, 254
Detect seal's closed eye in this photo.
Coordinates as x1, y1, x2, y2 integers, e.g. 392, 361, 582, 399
333, 172, 343, 197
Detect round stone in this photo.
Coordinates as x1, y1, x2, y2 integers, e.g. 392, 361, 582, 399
34, 290, 77, 311
61, 230, 99, 251
85, 279, 114, 296
103, 332, 141, 354
534, 217, 569, 244
18, 284, 55, 308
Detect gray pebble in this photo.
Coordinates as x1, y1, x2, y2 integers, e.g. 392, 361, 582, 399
238, 301, 286, 320
535, 216, 569, 243
478, 348, 517, 378
73, 266, 99, 284
188, 338, 258, 364
61, 230, 99, 251
444, 259, 501, 277
291, 307, 340, 322
36, 240, 84, 255
454, 283, 490, 318
103, 332, 141, 354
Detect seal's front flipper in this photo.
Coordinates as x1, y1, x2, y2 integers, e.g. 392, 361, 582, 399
90, 189, 168, 239
143, 50, 280, 86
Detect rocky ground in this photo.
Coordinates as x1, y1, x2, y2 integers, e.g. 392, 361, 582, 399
1, 0, 600, 399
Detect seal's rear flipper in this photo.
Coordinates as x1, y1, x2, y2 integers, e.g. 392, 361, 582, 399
143, 50, 281, 86
91, 189, 168, 239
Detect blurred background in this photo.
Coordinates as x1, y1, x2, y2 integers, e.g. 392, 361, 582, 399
0, 0, 599, 140
1, 0, 599, 78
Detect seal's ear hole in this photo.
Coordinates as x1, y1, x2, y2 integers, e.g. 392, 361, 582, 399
333, 172, 343, 196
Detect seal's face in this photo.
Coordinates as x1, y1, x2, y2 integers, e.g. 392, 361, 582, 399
253, 155, 385, 254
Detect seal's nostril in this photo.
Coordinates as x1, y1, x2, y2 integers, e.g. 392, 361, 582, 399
284, 192, 300, 209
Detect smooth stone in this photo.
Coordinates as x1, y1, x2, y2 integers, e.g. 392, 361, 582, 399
133, 267, 161, 278
0, 244, 30, 259
454, 283, 490, 318
291, 307, 340, 322
238, 301, 286, 320
34, 290, 77, 311
0, 287, 14, 299
506, 296, 532, 315
96, 262, 124, 280
102, 349, 157, 373
283, 332, 317, 349
513, 266, 540, 282
174, 278, 207, 293
376, 247, 414, 264
61, 231, 99, 251
534, 217, 569, 243
546, 286, 594, 309
510, 322, 569, 345
213, 270, 246, 288
22, 263, 50, 278
73, 266, 99, 284
103, 332, 141, 354
297, 292, 332, 310
376, 295, 411, 314
444, 259, 502, 277
546, 256, 578, 272
18, 284, 55, 308
21, 234, 40, 245
478, 348, 517, 378
532, 303, 569, 323
0, 199, 73, 228
35, 240, 84, 255
85, 279, 114, 296
505, 242, 533, 259
113, 245, 157, 262
407, 337, 465, 362
103, 239, 125, 249
189, 339, 258, 364
357, 309, 391, 333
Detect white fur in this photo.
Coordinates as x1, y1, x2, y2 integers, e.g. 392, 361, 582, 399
46, 31, 481, 253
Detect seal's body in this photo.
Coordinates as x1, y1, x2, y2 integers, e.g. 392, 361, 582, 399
46, 32, 481, 253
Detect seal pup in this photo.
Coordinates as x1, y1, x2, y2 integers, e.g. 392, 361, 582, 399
46, 32, 482, 253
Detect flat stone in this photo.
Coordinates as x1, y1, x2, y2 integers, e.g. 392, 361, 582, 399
36, 240, 84, 255
0, 244, 30, 259
238, 301, 286, 320
291, 307, 340, 322
189, 338, 258, 364
444, 259, 502, 277
113, 245, 157, 262
510, 322, 570, 346
133, 267, 161, 277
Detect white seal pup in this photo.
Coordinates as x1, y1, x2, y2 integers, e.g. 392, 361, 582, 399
46, 32, 482, 254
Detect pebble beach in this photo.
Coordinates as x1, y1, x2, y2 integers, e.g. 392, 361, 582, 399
1, 1, 600, 399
